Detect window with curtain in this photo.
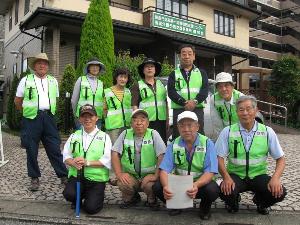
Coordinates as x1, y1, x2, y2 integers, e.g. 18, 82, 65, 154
214, 10, 235, 37
156, 0, 188, 18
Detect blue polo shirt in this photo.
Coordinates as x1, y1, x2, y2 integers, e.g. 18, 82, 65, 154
159, 134, 218, 174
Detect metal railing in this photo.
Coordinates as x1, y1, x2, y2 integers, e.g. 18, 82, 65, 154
144, 6, 203, 23
257, 100, 288, 128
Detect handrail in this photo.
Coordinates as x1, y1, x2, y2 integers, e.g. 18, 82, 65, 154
257, 99, 288, 128
144, 6, 203, 23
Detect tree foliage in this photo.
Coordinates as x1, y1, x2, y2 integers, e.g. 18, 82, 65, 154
77, 0, 115, 88
114, 51, 174, 87
7, 70, 30, 130
57, 64, 76, 133
269, 55, 300, 108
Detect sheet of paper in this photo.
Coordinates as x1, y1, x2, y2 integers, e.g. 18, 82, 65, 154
166, 174, 193, 209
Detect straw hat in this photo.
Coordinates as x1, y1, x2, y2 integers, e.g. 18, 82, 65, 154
28, 53, 53, 69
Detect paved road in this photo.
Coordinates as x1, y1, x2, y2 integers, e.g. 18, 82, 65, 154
0, 131, 299, 211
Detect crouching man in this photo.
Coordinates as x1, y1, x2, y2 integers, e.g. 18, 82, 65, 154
62, 104, 111, 214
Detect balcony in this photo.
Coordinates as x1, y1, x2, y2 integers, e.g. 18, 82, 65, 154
143, 7, 206, 38
250, 47, 281, 61
250, 28, 281, 44
229, 0, 248, 6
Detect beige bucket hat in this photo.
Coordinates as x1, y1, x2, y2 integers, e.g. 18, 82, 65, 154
28, 53, 54, 69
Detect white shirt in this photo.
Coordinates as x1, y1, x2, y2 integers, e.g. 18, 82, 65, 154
63, 127, 112, 169
16, 74, 59, 110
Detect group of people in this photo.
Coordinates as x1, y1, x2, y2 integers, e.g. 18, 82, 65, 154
14, 43, 287, 220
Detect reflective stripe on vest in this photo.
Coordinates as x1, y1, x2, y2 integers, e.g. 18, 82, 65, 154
23, 74, 57, 119
172, 134, 207, 180
121, 128, 157, 178
76, 76, 104, 118
228, 123, 269, 179
213, 90, 241, 127
68, 130, 109, 182
104, 87, 132, 130
138, 80, 167, 121
171, 68, 204, 109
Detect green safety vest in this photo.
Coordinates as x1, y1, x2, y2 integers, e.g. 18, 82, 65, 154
213, 89, 242, 127
172, 134, 208, 181
76, 76, 104, 118
228, 123, 269, 179
138, 80, 167, 121
22, 74, 57, 119
171, 68, 204, 109
68, 129, 109, 182
104, 87, 132, 130
121, 128, 157, 178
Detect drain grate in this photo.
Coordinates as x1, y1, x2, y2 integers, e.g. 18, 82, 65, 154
219, 224, 254, 225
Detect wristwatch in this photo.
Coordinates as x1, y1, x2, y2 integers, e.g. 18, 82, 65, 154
193, 99, 198, 105
86, 161, 91, 167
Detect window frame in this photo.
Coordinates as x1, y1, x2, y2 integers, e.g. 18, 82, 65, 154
15, 0, 19, 25
24, 0, 30, 15
214, 10, 235, 38
156, 0, 188, 18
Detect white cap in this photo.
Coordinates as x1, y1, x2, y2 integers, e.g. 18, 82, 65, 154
215, 72, 234, 84
131, 109, 148, 118
177, 111, 198, 123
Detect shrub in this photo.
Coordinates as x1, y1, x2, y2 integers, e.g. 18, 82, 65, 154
57, 64, 76, 133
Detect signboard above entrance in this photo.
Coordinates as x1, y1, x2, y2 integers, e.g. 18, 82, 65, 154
151, 12, 206, 38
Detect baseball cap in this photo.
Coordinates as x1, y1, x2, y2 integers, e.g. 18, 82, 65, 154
79, 104, 97, 116
215, 72, 234, 84
177, 111, 198, 123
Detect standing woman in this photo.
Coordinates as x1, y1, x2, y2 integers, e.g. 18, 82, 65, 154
131, 58, 167, 143
103, 68, 132, 144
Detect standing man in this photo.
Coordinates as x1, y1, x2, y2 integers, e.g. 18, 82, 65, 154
210, 72, 243, 136
63, 104, 111, 214
153, 111, 219, 220
216, 95, 286, 215
15, 53, 67, 191
112, 109, 166, 209
131, 58, 167, 143
71, 57, 105, 129
168, 44, 208, 139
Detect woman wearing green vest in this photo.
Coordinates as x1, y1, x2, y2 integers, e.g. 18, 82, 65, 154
103, 68, 132, 144
71, 58, 105, 130
63, 104, 112, 214
131, 58, 167, 143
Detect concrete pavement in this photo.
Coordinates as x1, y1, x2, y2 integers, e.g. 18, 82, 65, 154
1, 130, 300, 224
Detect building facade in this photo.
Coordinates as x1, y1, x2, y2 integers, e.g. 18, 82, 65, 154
0, 0, 259, 113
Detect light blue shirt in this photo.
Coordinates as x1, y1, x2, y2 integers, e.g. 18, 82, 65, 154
215, 121, 284, 160
159, 134, 218, 174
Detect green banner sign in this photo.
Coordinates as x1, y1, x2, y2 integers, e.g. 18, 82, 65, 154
151, 12, 206, 38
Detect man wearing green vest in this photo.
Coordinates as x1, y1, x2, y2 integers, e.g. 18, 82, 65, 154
71, 58, 105, 130
112, 109, 166, 209
168, 44, 208, 139
62, 104, 111, 214
15, 53, 67, 191
153, 111, 219, 220
216, 95, 286, 215
131, 58, 167, 143
210, 72, 243, 137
